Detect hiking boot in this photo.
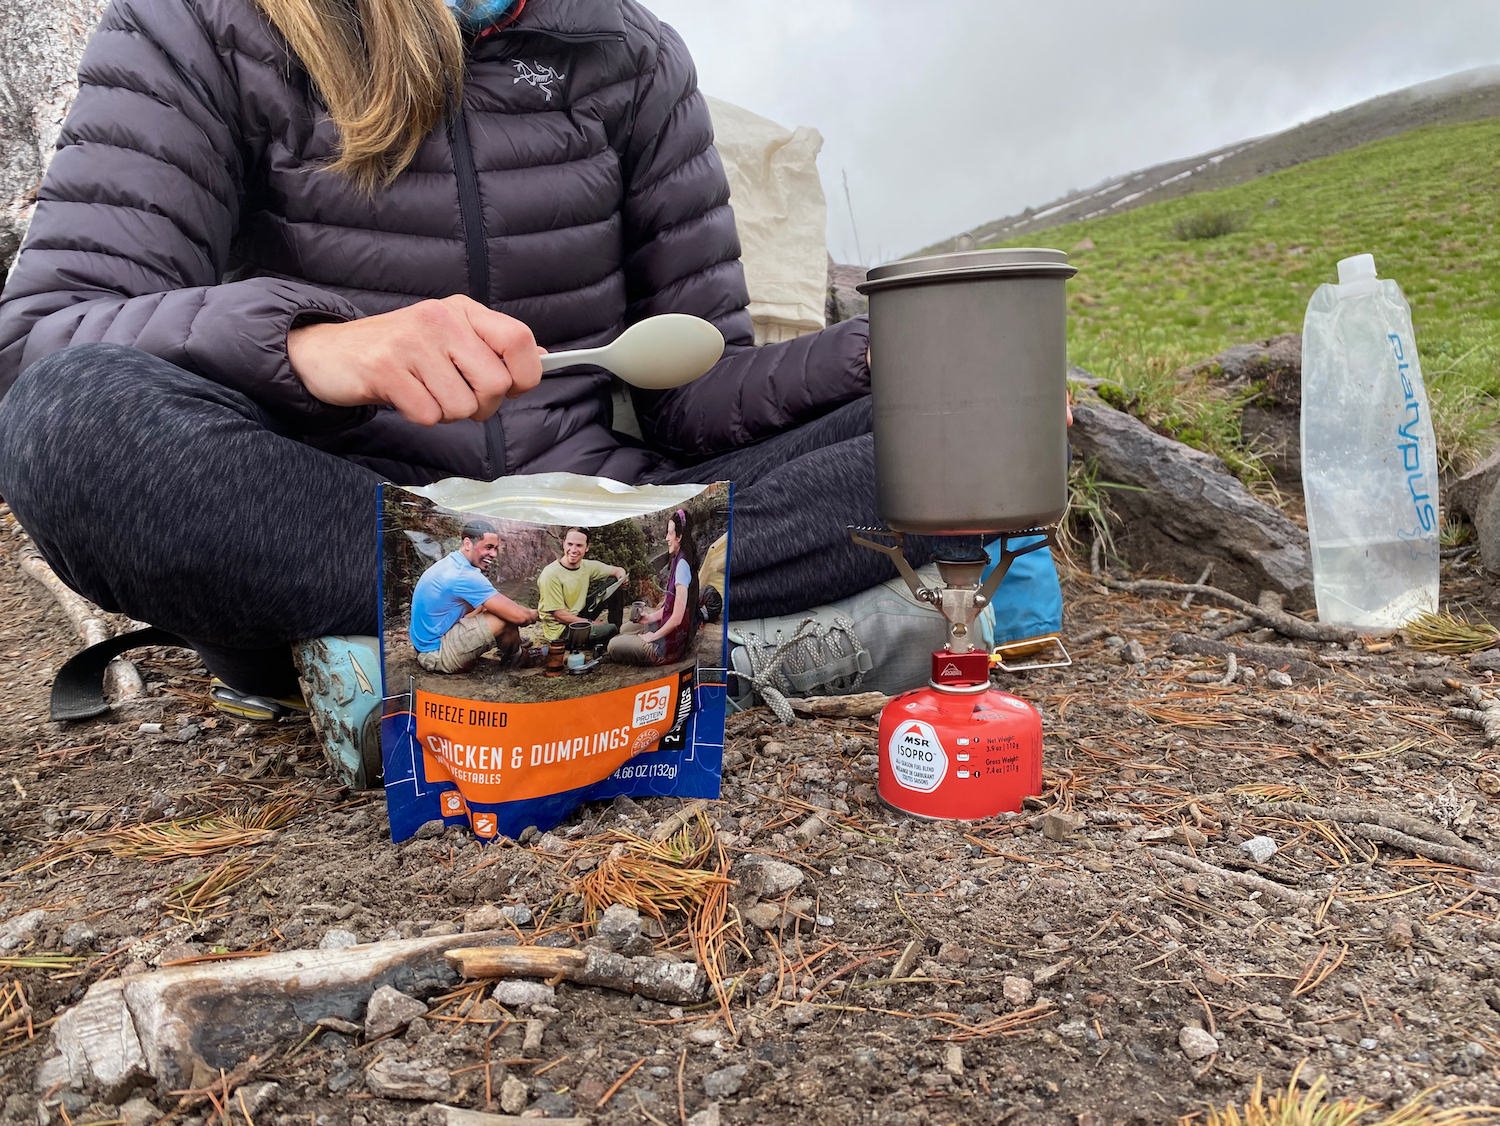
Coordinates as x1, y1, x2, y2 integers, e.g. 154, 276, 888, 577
727, 566, 948, 718
291, 635, 383, 790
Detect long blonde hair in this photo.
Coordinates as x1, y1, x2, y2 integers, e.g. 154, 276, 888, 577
255, 0, 465, 191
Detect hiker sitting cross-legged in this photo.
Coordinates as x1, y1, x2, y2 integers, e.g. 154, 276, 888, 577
0, 0, 961, 757
409, 520, 538, 675
536, 527, 627, 651
608, 508, 698, 667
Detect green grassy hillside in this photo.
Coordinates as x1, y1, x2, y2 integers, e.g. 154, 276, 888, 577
992, 117, 1500, 471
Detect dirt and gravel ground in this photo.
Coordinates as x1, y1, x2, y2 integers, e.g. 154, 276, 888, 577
1, 505, 1498, 1125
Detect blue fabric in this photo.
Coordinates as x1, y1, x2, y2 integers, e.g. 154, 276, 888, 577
976, 535, 1063, 648
445, 0, 517, 31
409, 551, 499, 652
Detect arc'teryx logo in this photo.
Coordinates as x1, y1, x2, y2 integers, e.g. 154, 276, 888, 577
513, 60, 565, 101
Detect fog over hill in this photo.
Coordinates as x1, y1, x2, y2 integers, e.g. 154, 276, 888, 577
930, 66, 1500, 252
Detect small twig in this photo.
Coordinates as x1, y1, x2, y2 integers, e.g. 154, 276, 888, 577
596, 1057, 646, 1109
1256, 801, 1497, 873
1216, 652, 1237, 687
1181, 563, 1214, 609
649, 799, 712, 843
1168, 634, 1328, 682
1261, 800, 1470, 850
1450, 682, 1500, 745
1101, 574, 1354, 643
1145, 847, 1318, 908
788, 692, 889, 719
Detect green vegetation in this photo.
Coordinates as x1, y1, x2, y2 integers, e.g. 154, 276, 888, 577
996, 118, 1500, 474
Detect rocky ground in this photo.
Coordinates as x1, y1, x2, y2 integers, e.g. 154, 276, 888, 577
1, 505, 1498, 1126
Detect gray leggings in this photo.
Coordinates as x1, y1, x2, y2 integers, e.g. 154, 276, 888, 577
0, 345, 936, 694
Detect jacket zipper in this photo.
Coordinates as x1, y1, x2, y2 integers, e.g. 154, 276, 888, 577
448, 104, 489, 306
447, 102, 504, 474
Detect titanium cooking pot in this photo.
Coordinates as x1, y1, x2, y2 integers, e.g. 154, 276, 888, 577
856, 248, 1077, 535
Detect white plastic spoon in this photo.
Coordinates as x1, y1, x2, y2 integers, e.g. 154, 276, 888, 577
537, 313, 725, 389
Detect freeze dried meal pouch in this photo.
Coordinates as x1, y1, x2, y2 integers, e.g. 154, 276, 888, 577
377, 473, 730, 842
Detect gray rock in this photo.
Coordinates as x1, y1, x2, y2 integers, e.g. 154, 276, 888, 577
1266, 670, 1294, 688
0, 909, 45, 951
1178, 1025, 1219, 1060
733, 858, 805, 898
364, 985, 427, 1040
1239, 835, 1279, 863
1121, 639, 1148, 665
119, 1096, 162, 1126
1450, 449, 1500, 574
688, 1104, 722, 1126
318, 929, 360, 950
463, 905, 505, 931
1070, 397, 1313, 604
522, 1019, 546, 1054
598, 903, 645, 953
703, 1064, 749, 1099
1002, 976, 1033, 1006
1041, 809, 1086, 842
784, 1003, 816, 1027
500, 904, 534, 927
1469, 649, 1500, 674
491, 981, 556, 1009
499, 1074, 528, 1114
62, 922, 98, 951
743, 904, 782, 931
365, 1058, 451, 1101
232, 1082, 280, 1117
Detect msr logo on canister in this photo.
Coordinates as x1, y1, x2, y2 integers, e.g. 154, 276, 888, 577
887, 719, 948, 792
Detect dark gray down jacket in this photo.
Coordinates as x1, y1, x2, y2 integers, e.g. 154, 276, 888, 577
0, 0, 870, 484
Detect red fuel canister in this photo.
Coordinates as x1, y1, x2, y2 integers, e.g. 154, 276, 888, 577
876, 673, 1043, 821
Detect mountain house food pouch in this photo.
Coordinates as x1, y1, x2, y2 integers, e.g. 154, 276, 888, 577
378, 474, 730, 842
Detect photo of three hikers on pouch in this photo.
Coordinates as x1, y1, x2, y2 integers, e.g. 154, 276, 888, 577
381, 484, 730, 705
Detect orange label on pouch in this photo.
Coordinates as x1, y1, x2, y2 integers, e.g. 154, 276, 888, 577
414, 677, 680, 805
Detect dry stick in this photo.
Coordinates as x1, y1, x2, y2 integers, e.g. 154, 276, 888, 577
1450, 683, 1500, 745
1244, 704, 1346, 735
1262, 800, 1469, 849
1181, 563, 1215, 610
788, 691, 889, 719
649, 799, 712, 843
19, 550, 145, 703
1144, 847, 1318, 908
446, 945, 708, 1004
1216, 652, 1238, 688
1169, 633, 1326, 682
1256, 801, 1498, 873
1101, 574, 1355, 644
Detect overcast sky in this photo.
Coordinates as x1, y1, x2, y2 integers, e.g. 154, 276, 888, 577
644, 1, 1500, 265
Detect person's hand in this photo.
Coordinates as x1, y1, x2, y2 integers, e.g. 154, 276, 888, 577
288, 296, 544, 425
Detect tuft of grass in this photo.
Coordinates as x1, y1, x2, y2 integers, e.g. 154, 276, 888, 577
1173, 208, 1246, 241
1058, 456, 1138, 569
1401, 609, 1499, 654
19, 796, 309, 872
1439, 517, 1472, 549
1196, 1063, 1500, 1125
166, 857, 271, 924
